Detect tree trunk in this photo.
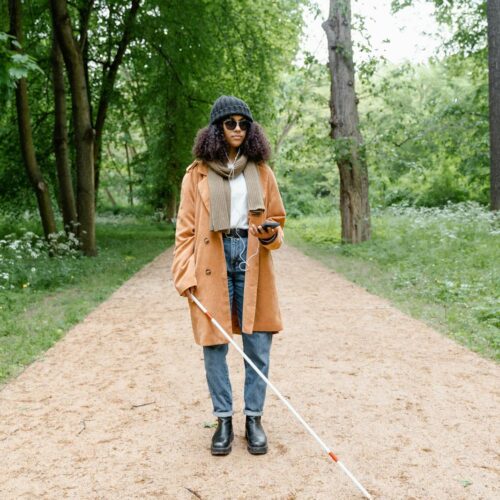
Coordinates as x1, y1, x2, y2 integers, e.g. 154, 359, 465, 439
125, 64, 150, 142
51, 31, 78, 233
50, 0, 96, 256
487, 0, 500, 211
322, 0, 371, 243
105, 187, 117, 208
93, 0, 141, 205
274, 116, 297, 155
166, 191, 177, 221
8, 0, 57, 239
77, 0, 94, 127
124, 142, 134, 207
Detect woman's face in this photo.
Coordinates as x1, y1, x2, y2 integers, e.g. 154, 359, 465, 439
222, 114, 248, 150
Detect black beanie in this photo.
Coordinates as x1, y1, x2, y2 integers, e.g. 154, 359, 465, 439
210, 95, 253, 125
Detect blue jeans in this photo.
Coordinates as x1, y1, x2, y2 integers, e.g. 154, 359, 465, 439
203, 235, 273, 417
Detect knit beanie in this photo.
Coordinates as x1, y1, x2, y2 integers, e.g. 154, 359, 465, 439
209, 95, 253, 125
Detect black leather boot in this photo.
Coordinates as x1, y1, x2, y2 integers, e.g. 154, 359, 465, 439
211, 416, 234, 456
245, 415, 268, 454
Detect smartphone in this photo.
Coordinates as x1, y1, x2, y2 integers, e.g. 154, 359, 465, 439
261, 220, 280, 230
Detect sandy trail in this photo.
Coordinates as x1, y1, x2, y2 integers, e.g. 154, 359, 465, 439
0, 244, 498, 499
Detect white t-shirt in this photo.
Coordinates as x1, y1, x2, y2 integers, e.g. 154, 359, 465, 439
228, 163, 249, 229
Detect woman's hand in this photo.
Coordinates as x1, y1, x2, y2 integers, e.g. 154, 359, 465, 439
182, 286, 196, 301
249, 220, 278, 240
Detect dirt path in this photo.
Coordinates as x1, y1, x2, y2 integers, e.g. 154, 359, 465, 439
0, 244, 498, 499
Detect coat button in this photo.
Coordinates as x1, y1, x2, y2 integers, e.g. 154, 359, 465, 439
204, 237, 209, 244
205, 268, 211, 275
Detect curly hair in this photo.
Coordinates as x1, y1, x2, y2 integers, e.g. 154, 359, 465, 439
192, 120, 272, 163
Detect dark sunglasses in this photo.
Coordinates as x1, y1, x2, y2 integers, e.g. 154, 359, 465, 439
223, 118, 251, 131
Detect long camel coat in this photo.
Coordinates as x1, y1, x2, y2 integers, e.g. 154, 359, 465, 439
171, 159, 286, 346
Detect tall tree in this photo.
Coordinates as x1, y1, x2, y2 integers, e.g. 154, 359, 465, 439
8, 0, 57, 239
125, 0, 305, 213
50, 0, 96, 256
322, 0, 371, 243
2, 0, 306, 218
92, 0, 141, 204
487, 0, 500, 210
51, 31, 77, 232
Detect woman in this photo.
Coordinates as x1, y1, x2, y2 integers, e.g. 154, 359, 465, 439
171, 95, 286, 456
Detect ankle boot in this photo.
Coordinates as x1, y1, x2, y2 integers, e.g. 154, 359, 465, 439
211, 416, 234, 455
245, 415, 268, 454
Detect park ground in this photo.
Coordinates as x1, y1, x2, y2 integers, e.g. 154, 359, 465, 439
0, 244, 498, 499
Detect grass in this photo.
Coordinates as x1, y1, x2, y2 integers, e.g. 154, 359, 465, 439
285, 202, 500, 362
1, 200, 497, 388
0, 213, 175, 385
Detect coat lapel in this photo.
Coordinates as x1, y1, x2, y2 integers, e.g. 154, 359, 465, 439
197, 175, 211, 213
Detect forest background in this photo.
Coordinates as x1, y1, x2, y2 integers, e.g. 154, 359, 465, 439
0, 0, 498, 383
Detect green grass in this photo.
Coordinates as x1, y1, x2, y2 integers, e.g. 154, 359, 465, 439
0, 215, 174, 385
285, 202, 500, 361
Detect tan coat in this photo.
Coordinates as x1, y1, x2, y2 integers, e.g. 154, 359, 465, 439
171, 159, 286, 346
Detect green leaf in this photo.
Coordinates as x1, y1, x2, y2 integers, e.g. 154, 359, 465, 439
8, 67, 27, 80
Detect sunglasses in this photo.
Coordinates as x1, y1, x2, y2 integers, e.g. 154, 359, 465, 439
223, 118, 251, 131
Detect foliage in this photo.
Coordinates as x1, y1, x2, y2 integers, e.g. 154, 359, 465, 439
122, 0, 307, 210
272, 60, 339, 217
0, 229, 82, 291
272, 53, 490, 213
0, 2, 61, 211
2, 0, 491, 220
0, 31, 42, 106
0, 23, 49, 210
271, 0, 491, 215
0, 0, 308, 216
359, 57, 489, 207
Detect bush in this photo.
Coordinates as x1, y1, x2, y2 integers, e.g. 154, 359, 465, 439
0, 230, 82, 291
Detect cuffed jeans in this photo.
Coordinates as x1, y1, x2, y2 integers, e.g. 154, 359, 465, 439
203, 234, 273, 417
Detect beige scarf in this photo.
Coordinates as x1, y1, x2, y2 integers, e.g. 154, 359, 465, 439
205, 154, 265, 232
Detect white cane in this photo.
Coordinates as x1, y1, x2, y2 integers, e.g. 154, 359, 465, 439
188, 292, 373, 500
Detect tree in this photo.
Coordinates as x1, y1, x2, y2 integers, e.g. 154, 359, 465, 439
487, 0, 500, 210
1, 0, 307, 225
391, 0, 498, 209
125, 0, 306, 214
50, 0, 96, 256
51, 30, 77, 232
92, 0, 141, 203
8, 0, 57, 239
322, 0, 371, 243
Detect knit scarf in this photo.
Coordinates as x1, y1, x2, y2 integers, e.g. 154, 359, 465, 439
205, 154, 265, 232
